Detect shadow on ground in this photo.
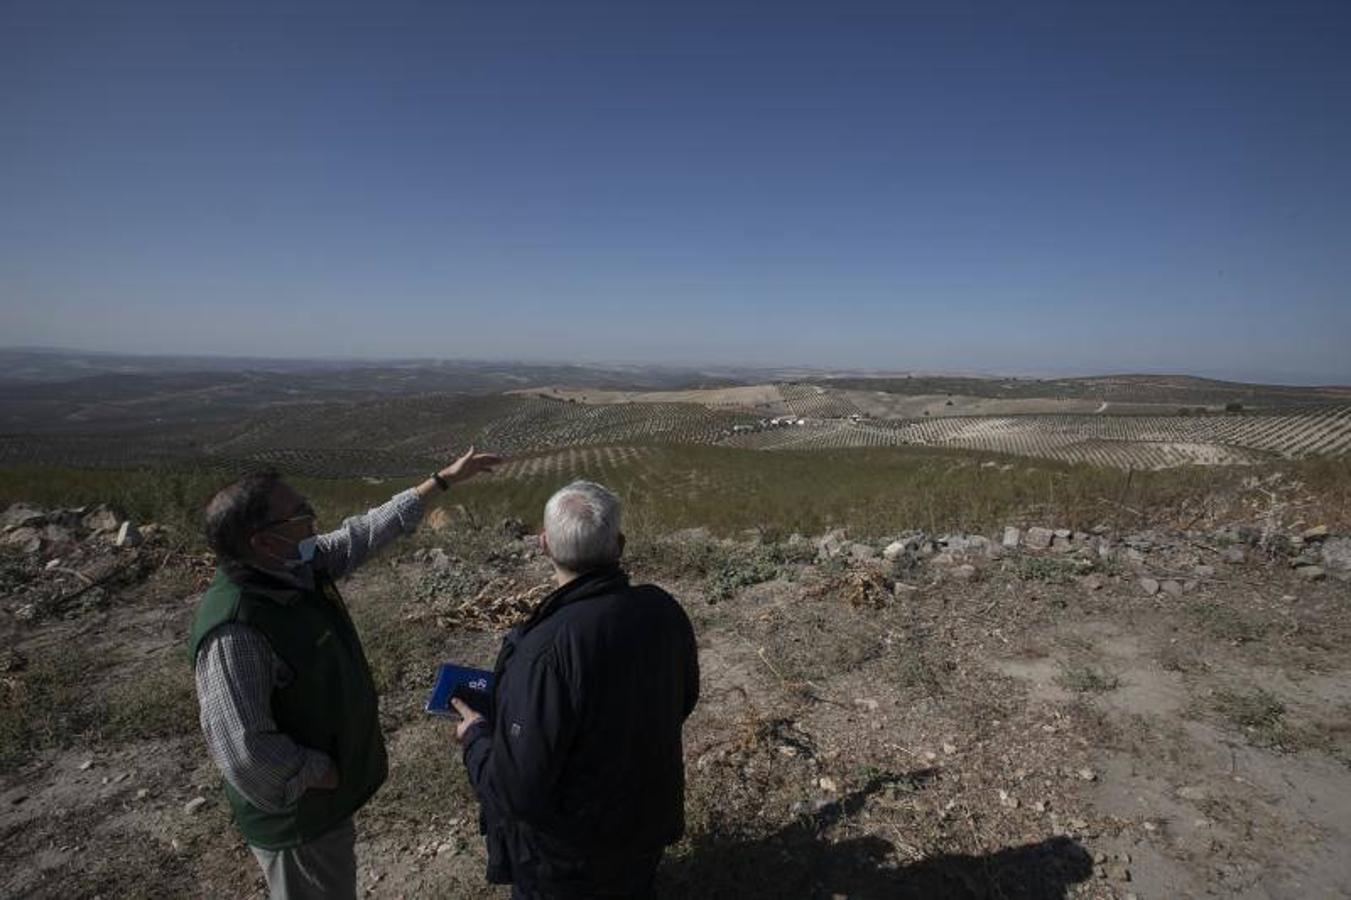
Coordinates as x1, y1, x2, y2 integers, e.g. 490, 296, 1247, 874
659, 770, 1092, 899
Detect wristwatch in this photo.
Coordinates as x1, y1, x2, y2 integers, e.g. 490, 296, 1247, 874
430, 471, 450, 491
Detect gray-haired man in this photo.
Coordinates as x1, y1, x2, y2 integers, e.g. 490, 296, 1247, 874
452, 481, 700, 899
189, 447, 500, 900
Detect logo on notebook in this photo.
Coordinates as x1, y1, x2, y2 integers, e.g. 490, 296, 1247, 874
510, 723, 522, 737
468, 678, 489, 692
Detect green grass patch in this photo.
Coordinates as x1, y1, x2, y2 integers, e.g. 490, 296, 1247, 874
1056, 663, 1122, 694
0, 641, 102, 772
101, 655, 197, 742
1186, 601, 1269, 644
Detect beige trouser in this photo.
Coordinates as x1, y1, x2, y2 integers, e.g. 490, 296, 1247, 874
250, 817, 357, 900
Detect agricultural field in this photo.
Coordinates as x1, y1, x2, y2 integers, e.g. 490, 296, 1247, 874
1, 361, 1349, 484
718, 407, 1351, 470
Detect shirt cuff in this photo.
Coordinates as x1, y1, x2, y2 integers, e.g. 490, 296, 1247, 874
283, 749, 336, 807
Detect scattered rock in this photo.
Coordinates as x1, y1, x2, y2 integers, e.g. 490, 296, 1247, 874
183, 796, 208, 814
1025, 527, 1054, 550
1160, 580, 1184, 597
965, 535, 993, 554
1140, 577, 1160, 596
1052, 536, 1073, 552
1, 503, 46, 529
853, 698, 880, 712
818, 776, 838, 792
81, 506, 121, 534
941, 742, 957, 755
115, 521, 142, 548
815, 529, 849, 559
1002, 526, 1021, 548
950, 564, 978, 581
1295, 565, 1325, 582
1321, 537, 1351, 581
846, 542, 877, 562
1078, 768, 1097, 782
78, 759, 94, 771
1301, 525, 1329, 541
1176, 785, 1207, 801
1193, 564, 1215, 578
997, 789, 1019, 809
136, 788, 150, 800
1, 527, 43, 554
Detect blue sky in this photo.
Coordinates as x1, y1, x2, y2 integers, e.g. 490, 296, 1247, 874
2, 1, 1348, 382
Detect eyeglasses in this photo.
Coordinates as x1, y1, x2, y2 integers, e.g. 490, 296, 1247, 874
256, 502, 317, 533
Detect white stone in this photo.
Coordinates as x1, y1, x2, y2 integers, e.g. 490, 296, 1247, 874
115, 521, 142, 548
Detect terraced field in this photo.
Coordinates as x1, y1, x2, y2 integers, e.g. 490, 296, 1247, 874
718, 406, 1351, 469
777, 383, 862, 418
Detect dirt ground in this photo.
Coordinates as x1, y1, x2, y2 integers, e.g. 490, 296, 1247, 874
2, 522, 1349, 899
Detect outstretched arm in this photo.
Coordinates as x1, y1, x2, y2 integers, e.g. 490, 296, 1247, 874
317, 446, 503, 579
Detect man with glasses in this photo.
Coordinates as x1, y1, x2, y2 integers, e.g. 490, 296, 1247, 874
189, 447, 500, 899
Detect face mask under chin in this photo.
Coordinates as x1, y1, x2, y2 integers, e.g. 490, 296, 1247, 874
256, 535, 318, 584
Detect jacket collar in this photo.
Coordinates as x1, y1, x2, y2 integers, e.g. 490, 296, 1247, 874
519, 565, 629, 636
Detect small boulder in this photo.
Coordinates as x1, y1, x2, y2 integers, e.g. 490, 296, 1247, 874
815, 529, 849, 559
951, 564, 978, 581
1025, 527, 1054, 550
1140, 577, 1160, 596
1295, 565, 1326, 582
1160, 580, 1184, 597
847, 542, 877, 562
1321, 537, 1351, 581
966, 535, 992, 555
81, 506, 120, 534
882, 540, 909, 562
2, 527, 43, 554
1002, 526, 1021, 548
115, 521, 143, 548
0, 503, 46, 530
183, 796, 208, 814
1301, 525, 1329, 542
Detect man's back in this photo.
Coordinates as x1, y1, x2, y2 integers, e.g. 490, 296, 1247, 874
461, 568, 700, 894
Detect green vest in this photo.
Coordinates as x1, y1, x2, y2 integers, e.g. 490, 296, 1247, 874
188, 567, 388, 850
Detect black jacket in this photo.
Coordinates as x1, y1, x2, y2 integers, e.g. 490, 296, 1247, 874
462, 567, 700, 896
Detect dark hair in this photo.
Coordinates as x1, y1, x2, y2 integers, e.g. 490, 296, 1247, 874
203, 469, 283, 562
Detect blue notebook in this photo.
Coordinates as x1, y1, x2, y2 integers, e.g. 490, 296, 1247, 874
425, 663, 495, 719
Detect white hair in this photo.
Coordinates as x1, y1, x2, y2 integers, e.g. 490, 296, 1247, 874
543, 480, 622, 573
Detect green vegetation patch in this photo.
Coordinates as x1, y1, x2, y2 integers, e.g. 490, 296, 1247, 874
1055, 663, 1122, 694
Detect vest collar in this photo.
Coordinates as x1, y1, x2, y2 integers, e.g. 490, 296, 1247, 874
221, 559, 317, 605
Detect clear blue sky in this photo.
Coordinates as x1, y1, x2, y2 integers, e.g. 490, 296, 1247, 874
2, 1, 1348, 382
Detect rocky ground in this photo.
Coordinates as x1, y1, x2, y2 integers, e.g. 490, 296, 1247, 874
1, 495, 1349, 899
